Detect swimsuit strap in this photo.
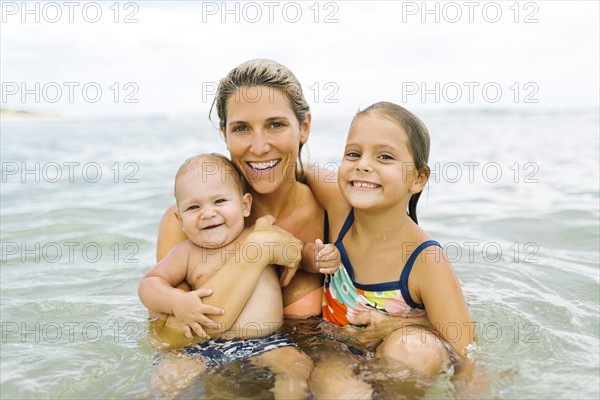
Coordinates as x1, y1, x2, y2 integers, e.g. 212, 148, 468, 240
399, 240, 442, 309
323, 211, 330, 244
335, 209, 355, 243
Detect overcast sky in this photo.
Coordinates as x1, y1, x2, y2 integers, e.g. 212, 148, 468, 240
1, 1, 598, 118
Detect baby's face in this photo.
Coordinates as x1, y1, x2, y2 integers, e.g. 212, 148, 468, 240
176, 168, 251, 249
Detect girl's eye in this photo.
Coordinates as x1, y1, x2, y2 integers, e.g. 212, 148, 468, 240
379, 154, 394, 161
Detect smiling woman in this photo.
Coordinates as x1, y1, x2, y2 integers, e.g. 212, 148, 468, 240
222, 86, 310, 198
154, 60, 326, 337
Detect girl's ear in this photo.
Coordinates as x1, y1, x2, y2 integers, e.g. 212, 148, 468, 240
410, 168, 429, 194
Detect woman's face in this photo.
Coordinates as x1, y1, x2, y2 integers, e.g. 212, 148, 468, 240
222, 86, 310, 195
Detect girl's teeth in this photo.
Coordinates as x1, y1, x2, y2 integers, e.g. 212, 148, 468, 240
353, 182, 378, 188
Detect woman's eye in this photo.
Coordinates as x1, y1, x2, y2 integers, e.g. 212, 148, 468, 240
232, 125, 248, 133
270, 121, 285, 129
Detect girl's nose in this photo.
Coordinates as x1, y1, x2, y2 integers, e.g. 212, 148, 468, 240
356, 156, 372, 172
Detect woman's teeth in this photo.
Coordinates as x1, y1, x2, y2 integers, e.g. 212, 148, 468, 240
248, 160, 280, 171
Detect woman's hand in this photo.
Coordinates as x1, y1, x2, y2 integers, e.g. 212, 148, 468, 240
247, 215, 303, 286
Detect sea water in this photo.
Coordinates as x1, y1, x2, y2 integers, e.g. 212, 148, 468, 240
1, 109, 598, 398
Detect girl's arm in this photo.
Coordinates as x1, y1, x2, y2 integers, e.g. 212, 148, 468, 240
412, 246, 475, 356
413, 248, 490, 393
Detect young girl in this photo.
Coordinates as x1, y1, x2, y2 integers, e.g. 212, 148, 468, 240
309, 102, 478, 396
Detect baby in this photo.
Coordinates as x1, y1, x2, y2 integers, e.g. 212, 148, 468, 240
138, 154, 312, 398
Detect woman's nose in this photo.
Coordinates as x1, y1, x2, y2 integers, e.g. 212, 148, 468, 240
249, 131, 271, 155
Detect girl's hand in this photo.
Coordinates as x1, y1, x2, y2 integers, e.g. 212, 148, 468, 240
314, 239, 341, 275
171, 288, 224, 339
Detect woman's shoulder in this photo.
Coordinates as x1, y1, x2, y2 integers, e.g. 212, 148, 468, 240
156, 204, 188, 262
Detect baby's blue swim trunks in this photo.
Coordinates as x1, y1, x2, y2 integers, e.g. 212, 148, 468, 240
185, 332, 296, 367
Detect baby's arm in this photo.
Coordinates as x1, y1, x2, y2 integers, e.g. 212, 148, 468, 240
138, 242, 223, 339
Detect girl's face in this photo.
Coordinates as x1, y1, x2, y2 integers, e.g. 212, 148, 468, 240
222, 86, 310, 195
338, 114, 426, 212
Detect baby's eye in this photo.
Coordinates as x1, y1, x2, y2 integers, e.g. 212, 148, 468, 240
186, 205, 199, 211
345, 151, 361, 159
214, 198, 226, 205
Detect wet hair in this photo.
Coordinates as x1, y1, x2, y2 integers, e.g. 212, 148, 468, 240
353, 102, 431, 224
210, 59, 310, 181
174, 153, 246, 205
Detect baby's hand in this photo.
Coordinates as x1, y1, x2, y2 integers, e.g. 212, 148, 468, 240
171, 289, 223, 339
315, 239, 341, 275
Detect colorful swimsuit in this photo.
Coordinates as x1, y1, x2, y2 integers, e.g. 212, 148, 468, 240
323, 209, 442, 326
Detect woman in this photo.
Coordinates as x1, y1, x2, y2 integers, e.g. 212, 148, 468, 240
152, 59, 327, 340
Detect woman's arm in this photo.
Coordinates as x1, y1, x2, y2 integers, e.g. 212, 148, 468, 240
305, 163, 343, 213
150, 213, 301, 343
156, 205, 188, 262
153, 205, 270, 337
301, 164, 350, 274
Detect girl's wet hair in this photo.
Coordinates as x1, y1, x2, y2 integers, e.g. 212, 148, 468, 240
210, 59, 310, 181
354, 102, 431, 224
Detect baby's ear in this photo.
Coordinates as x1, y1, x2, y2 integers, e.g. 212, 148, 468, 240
173, 208, 184, 228
242, 193, 252, 217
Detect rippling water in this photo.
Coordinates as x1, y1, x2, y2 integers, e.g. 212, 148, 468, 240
1, 109, 598, 399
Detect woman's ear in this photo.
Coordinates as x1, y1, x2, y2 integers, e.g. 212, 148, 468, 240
299, 112, 311, 144
220, 128, 229, 149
